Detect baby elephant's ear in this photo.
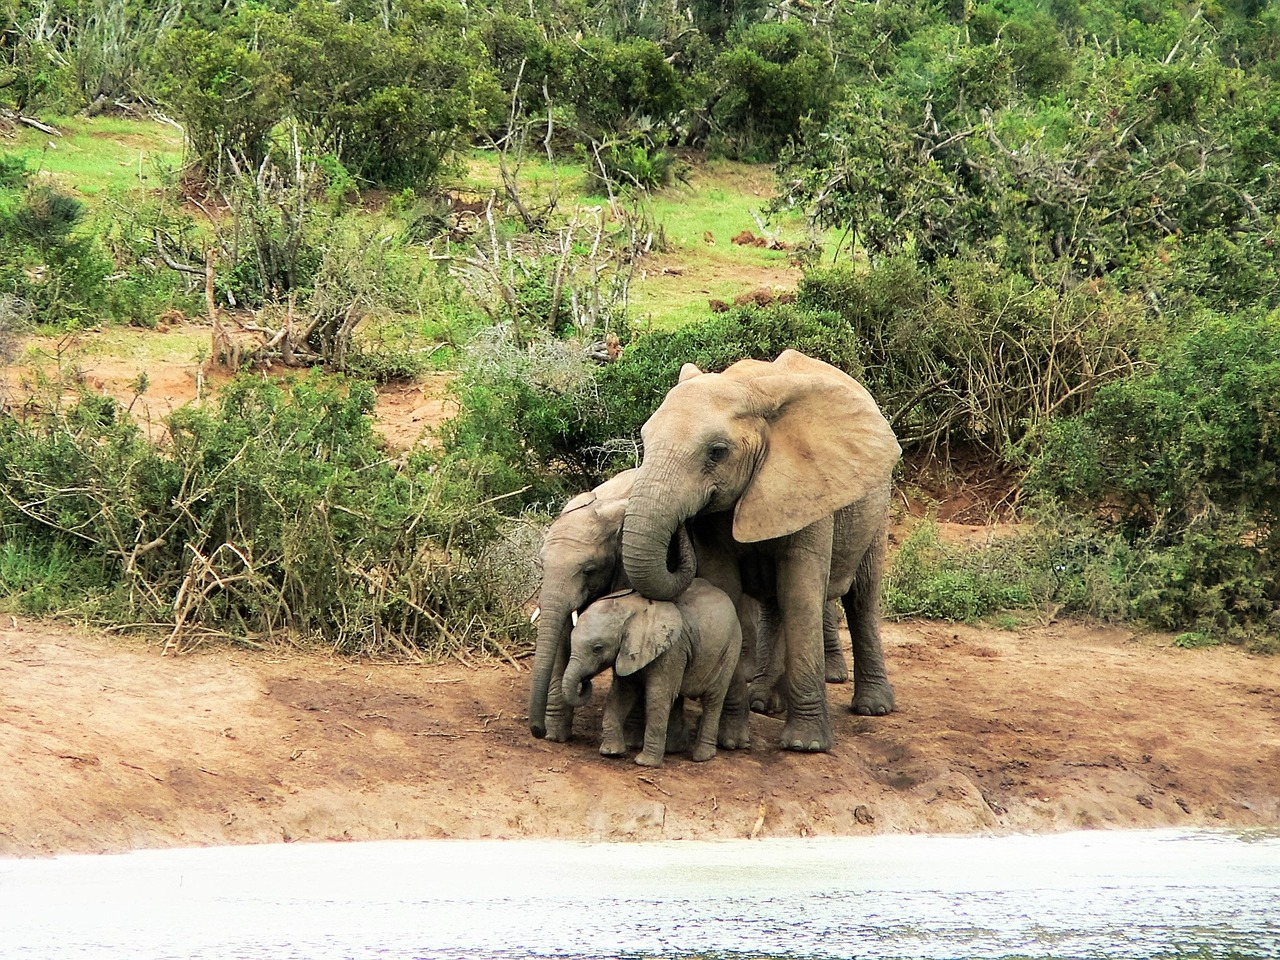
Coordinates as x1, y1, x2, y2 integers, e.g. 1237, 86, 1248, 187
616, 601, 683, 676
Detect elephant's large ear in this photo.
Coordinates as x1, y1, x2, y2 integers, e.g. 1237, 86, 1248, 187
560, 490, 596, 516
733, 352, 900, 544
616, 600, 683, 676
678, 363, 704, 383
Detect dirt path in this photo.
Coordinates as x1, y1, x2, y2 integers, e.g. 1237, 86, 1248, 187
2, 618, 1276, 857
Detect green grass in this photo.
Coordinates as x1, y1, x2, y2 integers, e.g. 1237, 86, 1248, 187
6, 116, 183, 197
3, 119, 835, 334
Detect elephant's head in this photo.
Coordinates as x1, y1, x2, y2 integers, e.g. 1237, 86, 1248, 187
622, 350, 901, 600
528, 469, 635, 738
561, 590, 684, 706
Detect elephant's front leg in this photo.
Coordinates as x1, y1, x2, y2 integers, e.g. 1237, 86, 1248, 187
693, 539, 751, 749
777, 523, 835, 752
601, 676, 639, 758
636, 682, 677, 767
748, 601, 787, 715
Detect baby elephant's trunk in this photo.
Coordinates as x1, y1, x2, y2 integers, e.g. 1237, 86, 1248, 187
560, 660, 595, 708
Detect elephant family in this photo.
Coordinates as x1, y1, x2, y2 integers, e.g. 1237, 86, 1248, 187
562, 580, 741, 766
620, 349, 901, 753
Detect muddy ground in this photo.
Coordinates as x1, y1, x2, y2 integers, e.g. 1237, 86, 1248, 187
3, 615, 1277, 858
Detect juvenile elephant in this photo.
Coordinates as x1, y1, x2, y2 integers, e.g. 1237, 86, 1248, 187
621, 350, 901, 753
562, 580, 741, 767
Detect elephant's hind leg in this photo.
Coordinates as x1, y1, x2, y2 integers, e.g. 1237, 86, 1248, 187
842, 534, 895, 716
823, 599, 849, 683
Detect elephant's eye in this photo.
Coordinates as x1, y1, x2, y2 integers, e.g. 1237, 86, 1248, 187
708, 441, 731, 463
591, 643, 605, 655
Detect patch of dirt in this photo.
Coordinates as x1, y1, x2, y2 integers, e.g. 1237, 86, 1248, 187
2, 617, 1276, 857
0, 325, 452, 450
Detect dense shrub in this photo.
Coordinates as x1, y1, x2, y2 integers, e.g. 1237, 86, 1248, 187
798, 255, 1162, 458
709, 21, 834, 161
0, 374, 531, 656
150, 25, 287, 177
885, 521, 1041, 622
582, 138, 683, 194
0, 185, 113, 326
261, 0, 501, 189
1026, 313, 1280, 640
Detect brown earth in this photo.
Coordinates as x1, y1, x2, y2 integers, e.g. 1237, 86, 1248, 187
3, 616, 1277, 858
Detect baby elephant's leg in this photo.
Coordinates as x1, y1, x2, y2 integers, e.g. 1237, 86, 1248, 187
636, 684, 676, 767
691, 693, 725, 762
601, 676, 639, 757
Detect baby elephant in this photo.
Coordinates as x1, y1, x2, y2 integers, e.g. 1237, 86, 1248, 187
562, 579, 742, 767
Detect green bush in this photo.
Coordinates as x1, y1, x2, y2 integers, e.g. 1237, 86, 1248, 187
1026, 312, 1280, 640
582, 138, 682, 195
150, 23, 287, 177
0, 185, 113, 326
0, 374, 531, 657
884, 520, 1041, 622
710, 21, 835, 161
261, 0, 501, 189
798, 255, 1162, 458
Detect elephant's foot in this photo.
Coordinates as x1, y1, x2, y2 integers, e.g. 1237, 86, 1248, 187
635, 751, 665, 768
690, 742, 716, 762
600, 736, 628, 757
780, 716, 832, 752
717, 711, 751, 750
543, 713, 573, 743
851, 679, 896, 716
748, 680, 786, 716
825, 652, 849, 684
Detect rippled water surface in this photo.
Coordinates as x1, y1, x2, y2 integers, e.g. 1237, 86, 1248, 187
3, 830, 1278, 959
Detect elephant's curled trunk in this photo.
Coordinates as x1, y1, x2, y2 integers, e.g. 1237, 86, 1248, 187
561, 662, 593, 708
622, 494, 696, 601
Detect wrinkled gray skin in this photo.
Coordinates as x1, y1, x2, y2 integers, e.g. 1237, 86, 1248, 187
752, 599, 848, 715
621, 350, 901, 753
562, 580, 742, 767
527, 468, 698, 742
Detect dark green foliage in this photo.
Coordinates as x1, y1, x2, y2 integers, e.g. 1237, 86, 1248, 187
0, 185, 112, 326
566, 37, 688, 139
0, 374, 529, 656
583, 138, 682, 194
0, 153, 31, 189
261, 0, 501, 189
149, 25, 287, 176
779, 2, 1280, 311
1027, 313, 1280, 640
709, 21, 834, 161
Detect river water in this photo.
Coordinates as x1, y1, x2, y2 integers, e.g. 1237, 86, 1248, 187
2, 830, 1278, 959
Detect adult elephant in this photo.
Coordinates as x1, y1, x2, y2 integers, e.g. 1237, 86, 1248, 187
527, 468, 695, 741
620, 350, 901, 752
